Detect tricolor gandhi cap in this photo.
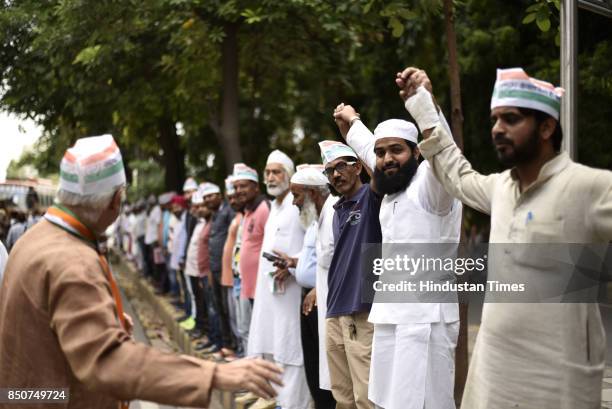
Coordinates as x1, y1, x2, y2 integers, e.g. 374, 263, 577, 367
266, 149, 295, 176
291, 164, 328, 186
232, 163, 259, 183
491, 67, 564, 120
373, 119, 418, 144
199, 182, 221, 197
191, 190, 204, 205
59, 134, 126, 196
318, 141, 357, 165
225, 176, 236, 195
183, 177, 198, 192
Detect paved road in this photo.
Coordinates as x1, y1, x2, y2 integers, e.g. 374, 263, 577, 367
121, 292, 222, 409
124, 282, 612, 408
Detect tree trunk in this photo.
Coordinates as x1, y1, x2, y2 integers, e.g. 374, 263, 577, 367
444, 0, 468, 405
216, 22, 243, 174
159, 118, 185, 192
444, 0, 464, 150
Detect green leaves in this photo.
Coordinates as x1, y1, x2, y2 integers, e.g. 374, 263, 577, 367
522, 13, 536, 24
389, 16, 404, 37
241, 8, 264, 24
537, 15, 551, 32
522, 0, 559, 34
73, 45, 102, 65
4, 0, 610, 191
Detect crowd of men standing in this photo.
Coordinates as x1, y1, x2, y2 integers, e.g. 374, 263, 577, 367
1, 64, 611, 409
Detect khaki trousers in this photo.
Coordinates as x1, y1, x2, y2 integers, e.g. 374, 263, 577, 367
326, 312, 374, 409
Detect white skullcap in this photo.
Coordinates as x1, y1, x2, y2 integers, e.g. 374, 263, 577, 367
199, 182, 220, 197
225, 176, 236, 195
291, 164, 328, 186
183, 177, 198, 192
59, 134, 126, 196
266, 149, 295, 176
296, 164, 325, 172
232, 163, 259, 183
491, 67, 564, 120
191, 190, 204, 205
318, 140, 357, 165
158, 191, 176, 205
373, 119, 418, 144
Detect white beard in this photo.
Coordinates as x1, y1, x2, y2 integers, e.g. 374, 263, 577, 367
266, 178, 289, 197
299, 196, 318, 230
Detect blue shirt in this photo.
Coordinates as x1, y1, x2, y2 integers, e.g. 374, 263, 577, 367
327, 184, 382, 317
162, 210, 171, 248
295, 223, 317, 288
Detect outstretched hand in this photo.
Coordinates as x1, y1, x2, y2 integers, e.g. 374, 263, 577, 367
212, 358, 284, 399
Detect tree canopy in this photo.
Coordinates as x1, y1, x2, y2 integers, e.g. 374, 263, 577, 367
2, 0, 611, 195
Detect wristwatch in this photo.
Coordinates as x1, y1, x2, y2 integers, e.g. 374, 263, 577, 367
349, 115, 361, 126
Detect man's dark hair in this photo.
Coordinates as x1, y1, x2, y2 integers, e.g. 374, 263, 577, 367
518, 107, 563, 152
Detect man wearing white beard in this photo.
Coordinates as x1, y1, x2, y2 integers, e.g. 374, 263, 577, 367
276, 165, 338, 409
248, 150, 309, 409
299, 194, 319, 230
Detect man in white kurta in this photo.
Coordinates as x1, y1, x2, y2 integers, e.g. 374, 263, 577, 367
315, 188, 337, 392
400, 66, 612, 409
248, 150, 309, 409
290, 164, 338, 402
334, 107, 462, 409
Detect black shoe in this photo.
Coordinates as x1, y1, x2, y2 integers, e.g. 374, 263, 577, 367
189, 329, 204, 339
203, 345, 220, 354
195, 341, 215, 351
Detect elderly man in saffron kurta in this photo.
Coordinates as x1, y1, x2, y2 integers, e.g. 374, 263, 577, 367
0, 135, 283, 409
401, 66, 612, 409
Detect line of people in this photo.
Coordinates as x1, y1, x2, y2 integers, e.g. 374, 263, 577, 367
109, 64, 612, 409
2, 63, 611, 409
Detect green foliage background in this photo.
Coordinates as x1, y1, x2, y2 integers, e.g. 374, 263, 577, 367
2, 0, 611, 199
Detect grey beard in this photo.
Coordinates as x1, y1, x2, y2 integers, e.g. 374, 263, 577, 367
266, 179, 289, 197
299, 197, 318, 230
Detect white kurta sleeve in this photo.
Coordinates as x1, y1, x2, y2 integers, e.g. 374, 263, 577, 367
346, 120, 376, 171
417, 161, 456, 215
415, 111, 455, 215
418, 123, 498, 215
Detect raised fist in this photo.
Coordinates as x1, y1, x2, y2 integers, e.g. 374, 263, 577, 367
395, 67, 433, 101
332, 103, 359, 139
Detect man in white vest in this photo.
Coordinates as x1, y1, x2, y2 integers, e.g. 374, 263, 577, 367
248, 150, 309, 409
333, 103, 462, 409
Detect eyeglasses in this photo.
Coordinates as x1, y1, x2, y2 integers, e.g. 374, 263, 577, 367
323, 161, 357, 178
